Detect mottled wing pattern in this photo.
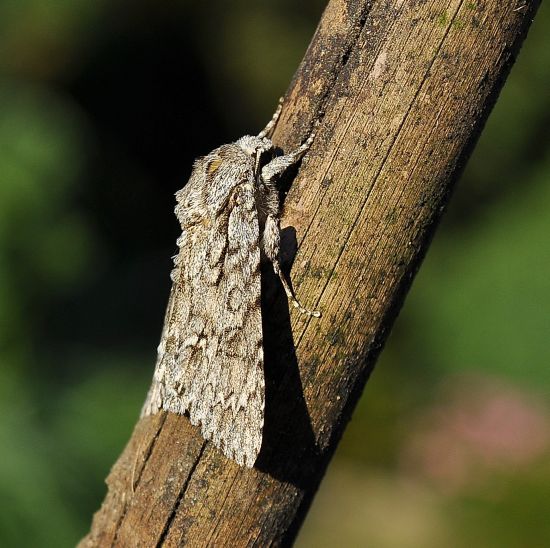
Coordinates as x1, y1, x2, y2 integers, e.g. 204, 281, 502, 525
142, 148, 264, 467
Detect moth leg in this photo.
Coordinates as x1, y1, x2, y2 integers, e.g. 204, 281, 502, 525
263, 214, 320, 317
260, 131, 319, 316
261, 131, 316, 180
257, 97, 283, 139
261, 169, 320, 318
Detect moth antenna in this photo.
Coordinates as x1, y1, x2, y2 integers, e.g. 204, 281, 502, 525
258, 97, 284, 139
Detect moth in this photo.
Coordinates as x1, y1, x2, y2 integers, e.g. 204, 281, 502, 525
141, 101, 319, 467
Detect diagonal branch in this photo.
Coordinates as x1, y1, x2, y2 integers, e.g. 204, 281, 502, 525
80, 1, 541, 545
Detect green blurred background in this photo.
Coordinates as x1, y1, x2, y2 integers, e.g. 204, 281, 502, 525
0, 1, 548, 546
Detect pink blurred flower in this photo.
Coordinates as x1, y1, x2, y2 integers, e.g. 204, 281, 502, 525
400, 375, 550, 493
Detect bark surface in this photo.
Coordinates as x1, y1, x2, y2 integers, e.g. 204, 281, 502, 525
80, 1, 541, 546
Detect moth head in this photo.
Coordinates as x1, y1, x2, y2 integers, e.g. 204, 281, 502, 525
236, 135, 272, 156
236, 135, 274, 174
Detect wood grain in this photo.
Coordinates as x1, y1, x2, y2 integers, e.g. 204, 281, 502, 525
80, 1, 541, 545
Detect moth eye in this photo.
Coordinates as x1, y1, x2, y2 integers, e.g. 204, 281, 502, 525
207, 157, 222, 175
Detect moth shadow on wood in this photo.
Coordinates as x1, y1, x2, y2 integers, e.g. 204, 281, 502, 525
255, 226, 318, 487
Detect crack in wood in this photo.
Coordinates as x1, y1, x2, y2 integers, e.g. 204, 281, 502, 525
111, 414, 167, 547
154, 442, 206, 547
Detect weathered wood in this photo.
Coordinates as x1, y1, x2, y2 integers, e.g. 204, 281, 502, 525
80, 1, 541, 546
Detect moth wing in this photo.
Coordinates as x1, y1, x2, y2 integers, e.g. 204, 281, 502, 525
142, 179, 264, 468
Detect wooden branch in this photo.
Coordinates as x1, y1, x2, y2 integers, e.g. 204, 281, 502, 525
80, 1, 541, 545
